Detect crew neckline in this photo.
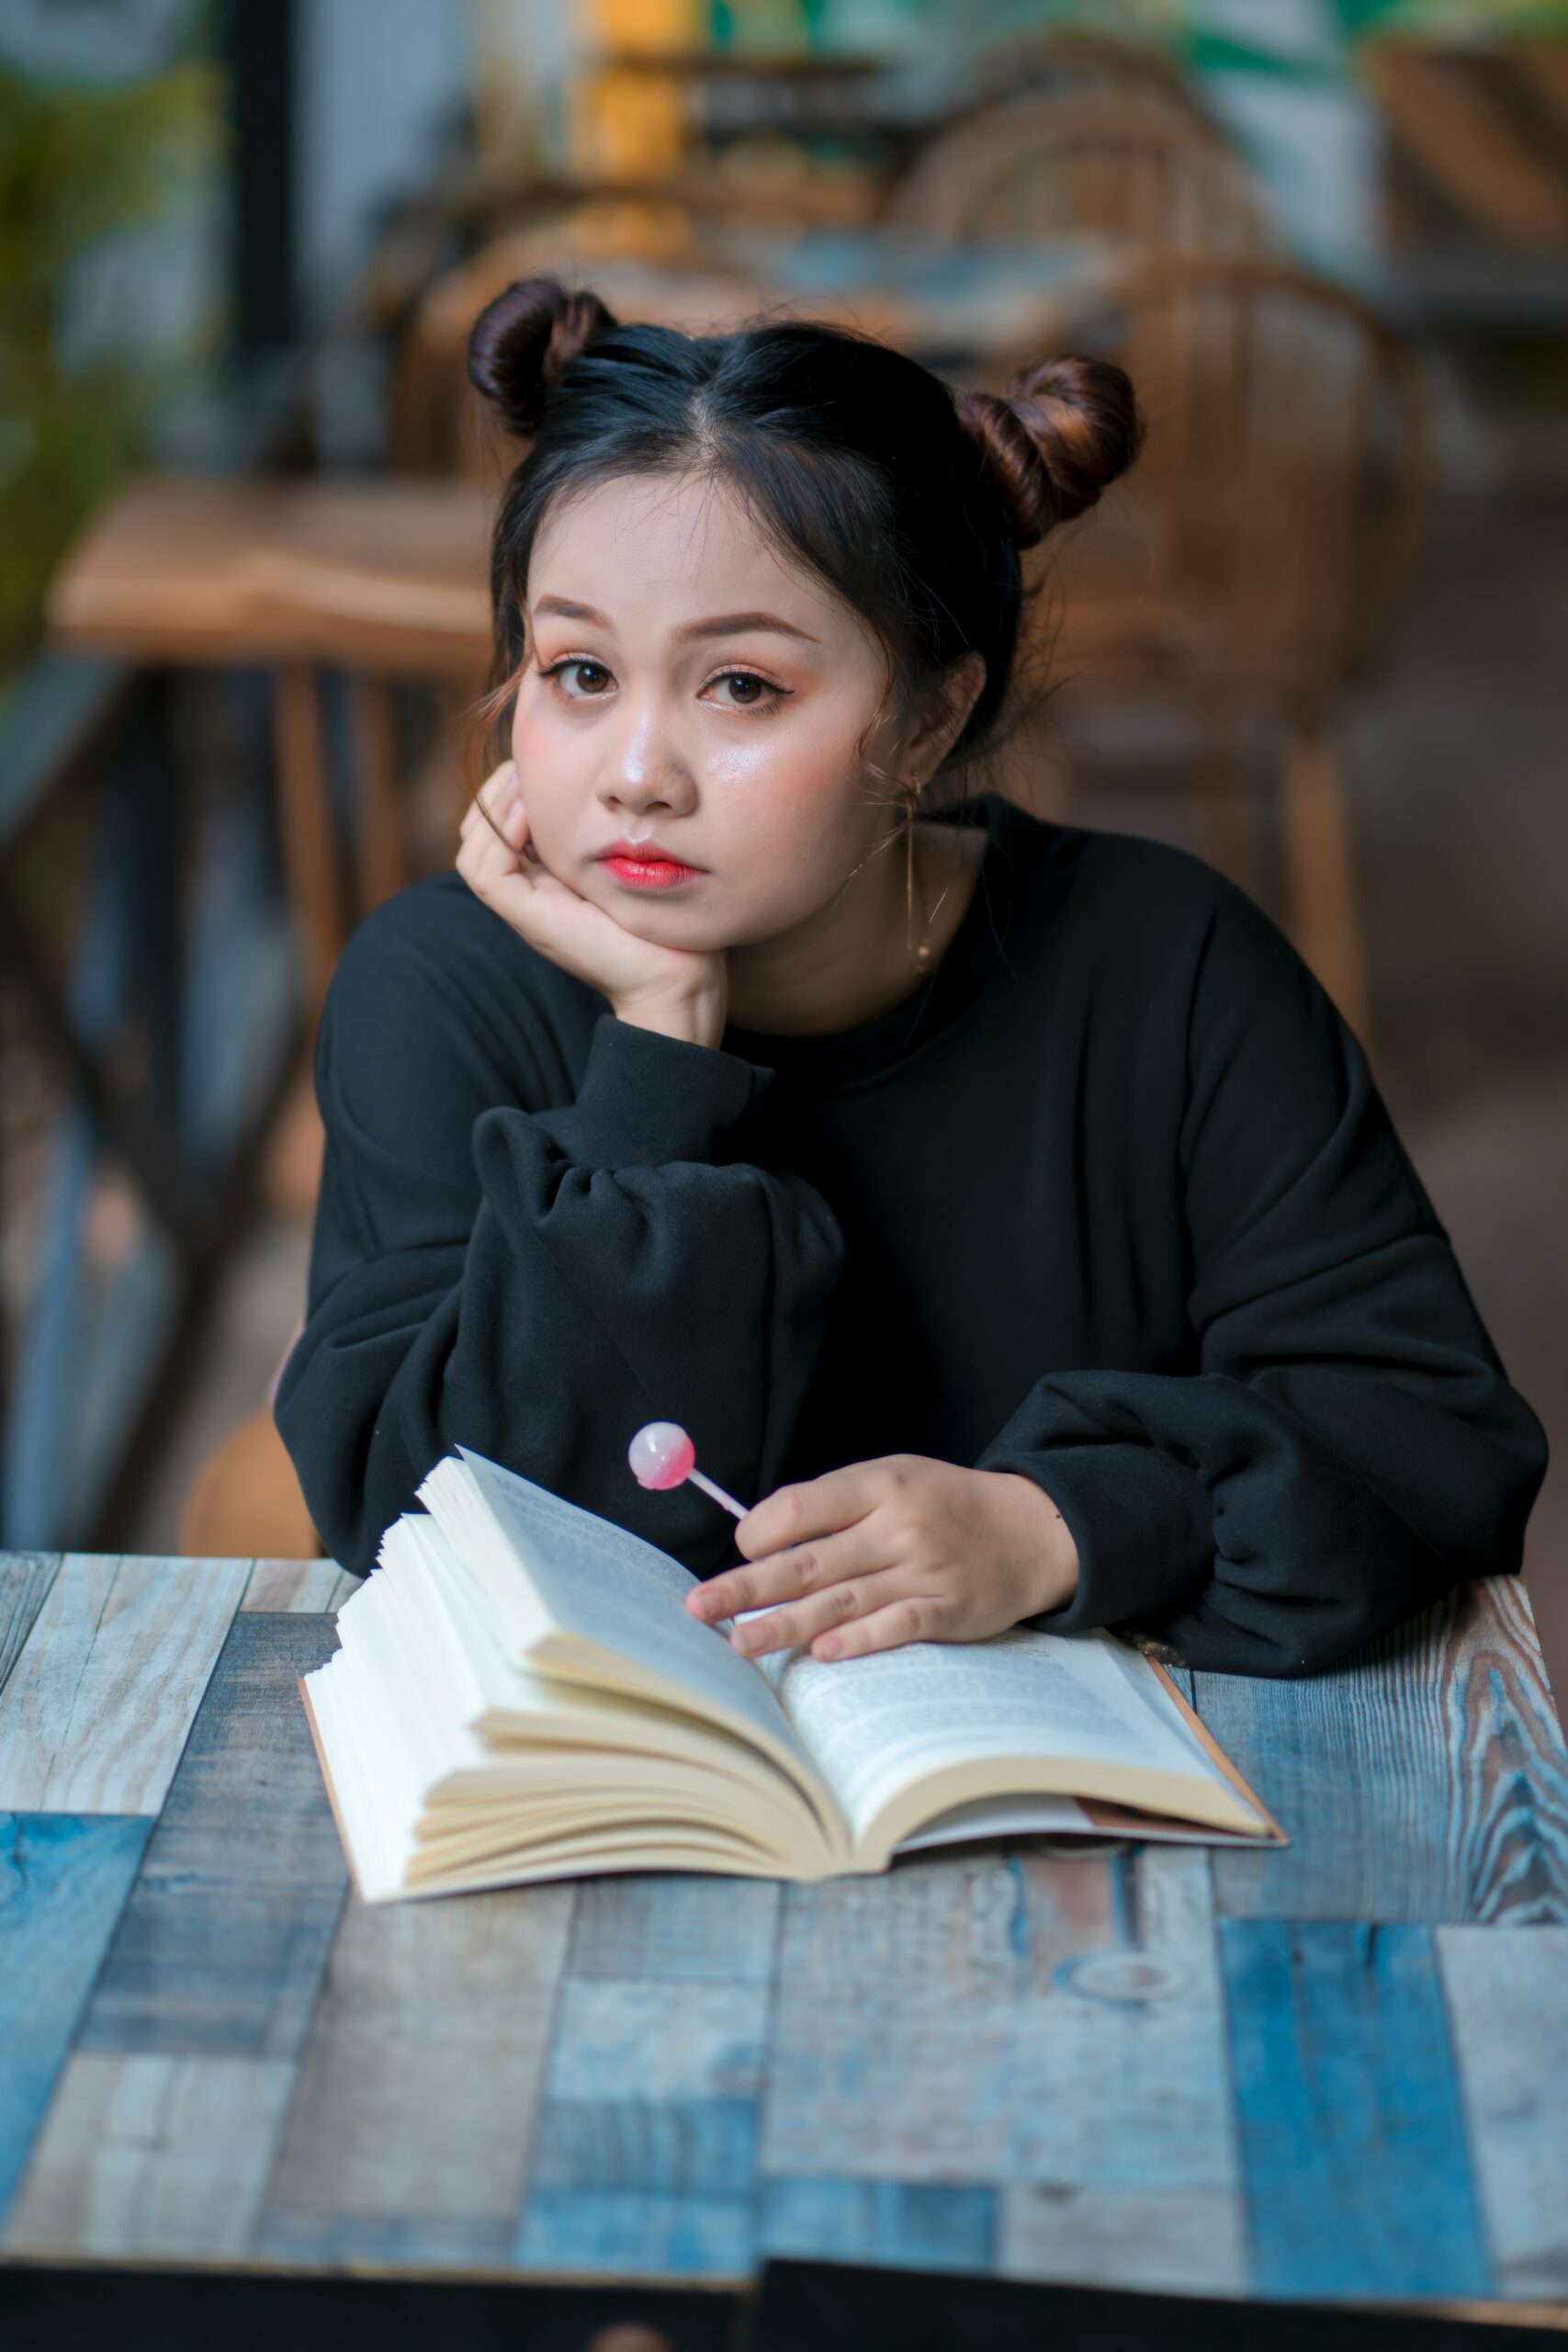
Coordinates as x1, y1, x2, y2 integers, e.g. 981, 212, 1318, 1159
720, 790, 1025, 1092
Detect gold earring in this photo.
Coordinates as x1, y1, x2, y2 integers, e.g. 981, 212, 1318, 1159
905, 783, 940, 972
904, 792, 919, 957
905, 779, 955, 974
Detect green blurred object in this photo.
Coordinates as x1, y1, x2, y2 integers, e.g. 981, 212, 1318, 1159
0, 46, 223, 687
1337, 0, 1568, 30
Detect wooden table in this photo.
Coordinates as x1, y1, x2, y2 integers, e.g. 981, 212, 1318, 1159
46, 473, 497, 1035
3, 1555, 1568, 2349
45, 474, 493, 678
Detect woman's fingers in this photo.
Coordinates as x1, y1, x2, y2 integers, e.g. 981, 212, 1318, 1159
688, 1519, 883, 1627
457, 768, 537, 913
809, 1594, 950, 1661
726, 1561, 937, 1659
459, 760, 524, 849
480, 756, 517, 815
732, 1462, 890, 1564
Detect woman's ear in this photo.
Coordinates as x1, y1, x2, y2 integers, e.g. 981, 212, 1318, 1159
907, 650, 987, 780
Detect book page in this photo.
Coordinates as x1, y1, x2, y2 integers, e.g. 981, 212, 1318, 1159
765, 1625, 1247, 1849
419, 1449, 836, 1835
389, 1512, 761, 1760
895, 1793, 1091, 1851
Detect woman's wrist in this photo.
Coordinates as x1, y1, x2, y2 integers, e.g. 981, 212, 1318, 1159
613, 986, 728, 1050
987, 1468, 1082, 1619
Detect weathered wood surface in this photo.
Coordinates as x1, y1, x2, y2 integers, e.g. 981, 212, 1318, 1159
0, 1555, 59, 1694
517, 1873, 782, 2278
0, 1556, 1565, 2313
761, 1844, 1235, 2192
1438, 1925, 1568, 2301
240, 1558, 356, 1614
72, 1610, 347, 2060
1222, 1919, 1490, 2302
256, 1880, 576, 2267
0, 1813, 150, 2220
5, 2054, 297, 2260
1195, 1579, 1568, 1925
0, 1554, 250, 1815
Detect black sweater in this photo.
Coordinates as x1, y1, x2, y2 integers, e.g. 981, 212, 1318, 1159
274, 789, 1546, 1675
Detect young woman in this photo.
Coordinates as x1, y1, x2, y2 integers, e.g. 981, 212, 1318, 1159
274, 277, 1546, 1677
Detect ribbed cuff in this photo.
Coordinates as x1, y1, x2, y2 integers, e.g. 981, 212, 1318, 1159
979, 1441, 1213, 1636
529, 1011, 778, 1169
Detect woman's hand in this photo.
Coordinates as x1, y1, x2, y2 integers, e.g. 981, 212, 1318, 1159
457, 760, 728, 1045
684, 1454, 1080, 1662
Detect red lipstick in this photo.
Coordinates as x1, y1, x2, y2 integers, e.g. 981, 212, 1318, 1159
597, 839, 705, 891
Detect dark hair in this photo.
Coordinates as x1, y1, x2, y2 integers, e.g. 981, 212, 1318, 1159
465, 277, 1144, 802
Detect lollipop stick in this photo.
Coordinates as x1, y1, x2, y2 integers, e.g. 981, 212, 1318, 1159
687, 1467, 747, 1519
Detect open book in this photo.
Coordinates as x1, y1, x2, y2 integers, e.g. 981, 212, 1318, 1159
300, 1446, 1284, 1903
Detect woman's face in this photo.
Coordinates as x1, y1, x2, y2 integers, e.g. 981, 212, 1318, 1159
510, 469, 930, 950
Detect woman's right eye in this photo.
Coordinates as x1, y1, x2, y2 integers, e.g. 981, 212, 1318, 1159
540, 657, 613, 699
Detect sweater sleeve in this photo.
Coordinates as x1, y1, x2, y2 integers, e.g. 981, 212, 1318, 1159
975, 883, 1548, 1675
273, 909, 845, 1578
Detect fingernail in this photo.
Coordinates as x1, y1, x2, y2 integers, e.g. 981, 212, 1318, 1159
733, 1623, 763, 1653
507, 796, 524, 828
816, 1634, 841, 1658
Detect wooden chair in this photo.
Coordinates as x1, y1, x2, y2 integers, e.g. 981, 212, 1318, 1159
391, 211, 1004, 481
47, 474, 494, 1021
47, 467, 496, 1248
178, 1405, 326, 1559
1362, 38, 1568, 252
969, 25, 1220, 131
395, 220, 771, 474
980, 252, 1439, 1040
886, 90, 1274, 255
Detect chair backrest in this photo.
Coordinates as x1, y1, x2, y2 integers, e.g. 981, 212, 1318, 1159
989, 252, 1438, 700
970, 27, 1218, 131
886, 91, 1272, 254
395, 220, 766, 474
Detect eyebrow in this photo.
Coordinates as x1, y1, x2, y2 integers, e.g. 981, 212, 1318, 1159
532, 595, 819, 645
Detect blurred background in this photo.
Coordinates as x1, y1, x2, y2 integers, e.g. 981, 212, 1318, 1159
2, 0, 1563, 1684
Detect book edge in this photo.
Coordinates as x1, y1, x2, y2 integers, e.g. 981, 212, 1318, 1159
299, 1672, 373, 1903
1145, 1657, 1290, 1845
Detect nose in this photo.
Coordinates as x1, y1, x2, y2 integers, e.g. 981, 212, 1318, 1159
601, 688, 696, 823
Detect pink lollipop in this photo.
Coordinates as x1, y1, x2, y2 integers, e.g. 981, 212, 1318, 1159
628, 1421, 748, 1519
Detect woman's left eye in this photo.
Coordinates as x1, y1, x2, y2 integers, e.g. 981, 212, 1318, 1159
541, 658, 613, 698
705, 669, 790, 712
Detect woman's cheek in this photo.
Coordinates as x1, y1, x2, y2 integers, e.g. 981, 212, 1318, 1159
747, 775, 871, 906
510, 707, 583, 848
704, 709, 862, 835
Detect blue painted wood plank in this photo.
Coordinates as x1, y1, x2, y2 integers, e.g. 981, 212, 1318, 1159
515, 1973, 770, 2278
761, 2179, 997, 2274
761, 1847, 1237, 2200
567, 1872, 779, 1984
1222, 1919, 1491, 2301
0, 1813, 151, 2220
5, 2052, 297, 2261
517, 2188, 753, 2278
1197, 1580, 1568, 1925
73, 1612, 346, 2059
253, 1878, 575, 2269
1438, 1924, 1568, 2298
997, 2185, 1247, 2295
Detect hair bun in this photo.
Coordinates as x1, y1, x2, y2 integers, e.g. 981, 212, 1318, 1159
468, 276, 620, 436
958, 355, 1144, 550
